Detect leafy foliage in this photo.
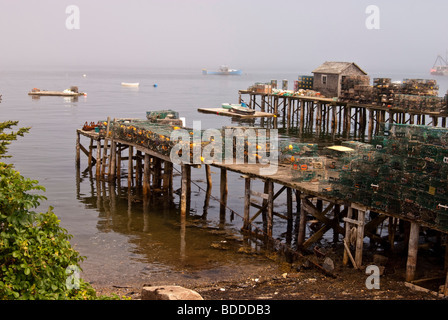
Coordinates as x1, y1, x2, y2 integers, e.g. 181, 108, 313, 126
0, 121, 30, 158
0, 122, 121, 299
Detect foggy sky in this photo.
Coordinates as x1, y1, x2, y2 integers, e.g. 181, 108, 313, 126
0, 0, 447, 73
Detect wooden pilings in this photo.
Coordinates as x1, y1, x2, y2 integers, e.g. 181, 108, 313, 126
239, 91, 448, 140
76, 126, 447, 285
406, 222, 420, 282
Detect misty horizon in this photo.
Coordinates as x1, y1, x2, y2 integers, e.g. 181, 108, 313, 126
0, 0, 446, 75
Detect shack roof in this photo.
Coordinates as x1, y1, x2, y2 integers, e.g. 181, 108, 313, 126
312, 62, 367, 75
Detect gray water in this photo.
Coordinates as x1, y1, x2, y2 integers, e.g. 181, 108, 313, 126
1, 66, 447, 287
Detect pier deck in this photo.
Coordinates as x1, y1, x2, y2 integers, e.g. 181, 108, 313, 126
197, 107, 276, 118
76, 121, 448, 292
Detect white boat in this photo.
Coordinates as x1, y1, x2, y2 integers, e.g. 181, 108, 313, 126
121, 82, 140, 87
202, 65, 242, 75
230, 104, 255, 115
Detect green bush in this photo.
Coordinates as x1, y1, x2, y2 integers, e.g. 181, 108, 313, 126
0, 163, 99, 299
0, 121, 121, 300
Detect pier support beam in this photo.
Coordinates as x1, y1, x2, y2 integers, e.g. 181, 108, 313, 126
266, 180, 274, 238
297, 193, 307, 247
243, 176, 251, 231
343, 205, 366, 268
220, 168, 228, 221
406, 222, 420, 282
96, 139, 102, 177
127, 146, 133, 187
108, 139, 117, 182
143, 154, 151, 199
76, 132, 81, 168
180, 164, 191, 216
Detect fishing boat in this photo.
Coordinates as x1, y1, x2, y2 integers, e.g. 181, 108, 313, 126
222, 103, 244, 109
202, 65, 242, 75
430, 54, 448, 76
121, 82, 140, 87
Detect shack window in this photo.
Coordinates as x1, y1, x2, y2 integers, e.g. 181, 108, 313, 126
322, 75, 327, 85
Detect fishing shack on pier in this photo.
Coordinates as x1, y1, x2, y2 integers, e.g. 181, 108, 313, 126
312, 61, 369, 98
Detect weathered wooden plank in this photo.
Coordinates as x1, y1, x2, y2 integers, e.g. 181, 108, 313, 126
197, 107, 275, 118
250, 190, 269, 200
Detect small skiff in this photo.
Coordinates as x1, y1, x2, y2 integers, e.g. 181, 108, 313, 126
230, 105, 255, 115
121, 82, 140, 87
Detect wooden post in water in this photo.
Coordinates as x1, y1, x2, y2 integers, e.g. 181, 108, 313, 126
433, 116, 438, 127
368, 109, 374, 141
243, 176, 251, 231
88, 139, 93, 171
316, 102, 322, 133
101, 117, 111, 178
300, 100, 305, 134
108, 139, 117, 182
287, 98, 292, 130
153, 158, 162, 189
180, 164, 191, 216
127, 146, 133, 187
220, 168, 228, 220
167, 162, 173, 197
163, 161, 173, 196
143, 153, 151, 199
116, 143, 122, 181
76, 132, 81, 168
96, 139, 102, 178
345, 105, 351, 138
273, 96, 279, 129
205, 164, 212, 191
136, 150, 142, 186
406, 222, 420, 282
332, 104, 337, 133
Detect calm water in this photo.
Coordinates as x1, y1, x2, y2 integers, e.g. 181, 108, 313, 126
1, 66, 447, 287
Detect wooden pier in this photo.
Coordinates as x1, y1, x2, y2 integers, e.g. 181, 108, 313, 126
197, 107, 276, 119
237, 90, 448, 139
76, 115, 448, 294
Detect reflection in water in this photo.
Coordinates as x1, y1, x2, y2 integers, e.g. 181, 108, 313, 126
75, 167, 274, 285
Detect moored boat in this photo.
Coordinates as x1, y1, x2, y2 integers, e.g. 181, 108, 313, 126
28, 87, 86, 96
230, 104, 255, 115
202, 65, 242, 75
121, 82, 140, 87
